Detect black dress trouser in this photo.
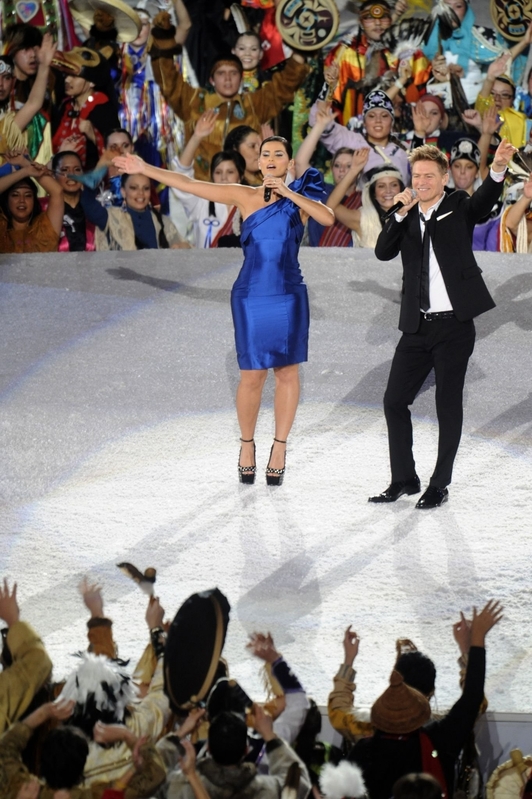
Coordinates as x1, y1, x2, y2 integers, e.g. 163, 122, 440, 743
383, 315, 476, 488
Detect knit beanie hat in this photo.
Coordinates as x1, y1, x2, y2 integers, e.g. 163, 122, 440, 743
450, 138, 481, 167
371, 669, 431, 734
363, 89, 394, 119
419, 94, 446, 119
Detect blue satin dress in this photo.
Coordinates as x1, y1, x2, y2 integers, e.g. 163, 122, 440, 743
231, 168, 327, 370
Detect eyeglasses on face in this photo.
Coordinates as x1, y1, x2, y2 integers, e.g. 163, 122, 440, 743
490, 91, 513, 100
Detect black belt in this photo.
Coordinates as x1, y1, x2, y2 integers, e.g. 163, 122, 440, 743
421, 311, 455, 321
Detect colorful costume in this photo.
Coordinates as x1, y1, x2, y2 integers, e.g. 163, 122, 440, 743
326, 36, 429, 126
150, 19, 309, 181
52, 92, 112, 166
119, 40, 183, 168
309, 103, 410, 187
423, 4, 519, 105
474, 94, 529, 149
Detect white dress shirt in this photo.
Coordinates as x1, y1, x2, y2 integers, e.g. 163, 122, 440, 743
394, 168, 506, 312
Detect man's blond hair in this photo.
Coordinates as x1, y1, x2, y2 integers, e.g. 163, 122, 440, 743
408, 144, 449, 175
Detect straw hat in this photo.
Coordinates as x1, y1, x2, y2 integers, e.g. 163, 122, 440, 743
371, 669, 431, 734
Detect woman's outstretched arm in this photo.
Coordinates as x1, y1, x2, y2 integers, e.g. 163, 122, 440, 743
113, 153, 251, 208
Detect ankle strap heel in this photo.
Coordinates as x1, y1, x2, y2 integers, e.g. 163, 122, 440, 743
266, 438, 287, 486
238, 438, 256, 484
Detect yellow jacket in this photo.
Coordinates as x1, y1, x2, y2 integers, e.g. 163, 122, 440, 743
475, 94, 527, 148
151, 52, 310, 181
328, 664, 373, 741
0, 621, 52, 734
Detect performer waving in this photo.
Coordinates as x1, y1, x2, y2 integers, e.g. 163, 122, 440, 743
370, 137, 516, 509
114, 137, 334, 486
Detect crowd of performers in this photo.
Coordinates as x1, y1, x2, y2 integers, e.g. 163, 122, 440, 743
0, 575, 511, 799
0, 0, 532, 254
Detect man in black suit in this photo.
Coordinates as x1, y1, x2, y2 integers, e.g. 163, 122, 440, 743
370, 139, 516, 508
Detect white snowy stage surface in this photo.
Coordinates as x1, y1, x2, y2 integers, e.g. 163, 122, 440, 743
1, 249, 532, 725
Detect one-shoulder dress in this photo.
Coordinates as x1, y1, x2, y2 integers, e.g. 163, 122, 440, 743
231, 168, 327, 370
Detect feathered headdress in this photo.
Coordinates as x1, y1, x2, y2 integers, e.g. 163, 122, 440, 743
59, 653, 138, 739
426, 0, 462, 43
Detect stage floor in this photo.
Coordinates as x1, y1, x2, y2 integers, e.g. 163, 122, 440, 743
1, 248, 531, 715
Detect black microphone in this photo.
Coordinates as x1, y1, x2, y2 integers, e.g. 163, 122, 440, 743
383, 189, 417, 220
264, 186, 272, 202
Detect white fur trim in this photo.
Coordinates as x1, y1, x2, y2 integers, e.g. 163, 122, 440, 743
320, 761, 367, 799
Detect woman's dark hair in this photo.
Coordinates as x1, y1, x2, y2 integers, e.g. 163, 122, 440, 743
393, 774, 443, 799
210, 150, 246, 182
260, 135, 293, 159
120, 172, 170, 249
395, 651, 436, 697
208, 712, 248, 765
52, 150, 83, 172
294, 699, 322, 768
120, 172, 150, 190
106, 127, 133, 146
41, 727, 89, 789
0, 177, 40, 229
496, 75, 516, 99
366, 165, 404, 221
224, 125, 259, 155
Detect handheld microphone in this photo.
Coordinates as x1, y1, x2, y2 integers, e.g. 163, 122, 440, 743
264, 186, 272, 202
383, 189, 417, 220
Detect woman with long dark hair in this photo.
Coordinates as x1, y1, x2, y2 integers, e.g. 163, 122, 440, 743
80, 171, 187, 251
224, 124, 262, 186
328, 163, 404, 248
50, 151, 95, 251
0, 154, 63, 253
114, 136, 334, 485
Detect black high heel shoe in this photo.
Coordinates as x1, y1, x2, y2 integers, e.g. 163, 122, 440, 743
238, 438, 256, 484
266, 438, 287, 486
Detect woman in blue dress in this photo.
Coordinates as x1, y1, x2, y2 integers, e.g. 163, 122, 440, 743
114, 137, 334, 486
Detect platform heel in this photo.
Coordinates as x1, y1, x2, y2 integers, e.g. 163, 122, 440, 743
266, 438, 287, 486
238, 438, 256, 484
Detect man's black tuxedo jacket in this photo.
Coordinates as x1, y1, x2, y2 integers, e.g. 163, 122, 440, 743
374, 174, 504, 334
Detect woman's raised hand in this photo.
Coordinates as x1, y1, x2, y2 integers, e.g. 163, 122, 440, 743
351, 147, 370, 172
314, 101, 337, 129
112, 153, 147, 174
194, 109, 218, 139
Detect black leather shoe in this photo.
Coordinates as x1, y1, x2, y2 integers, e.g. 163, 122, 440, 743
415, 486, 448, 509
368, 476, 421, 503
